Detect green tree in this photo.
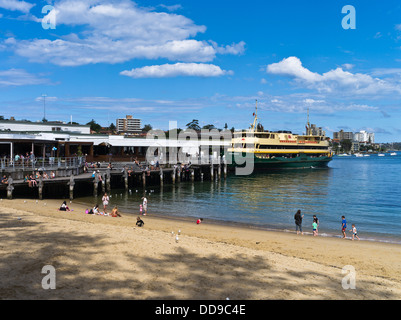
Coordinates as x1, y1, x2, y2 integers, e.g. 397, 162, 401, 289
340, 139, 352, 153
186, 119, 200, 131
86, 119, 102, 133
109, 123, 116, 134
202, 124, 216, 130
142, 124, 153, 132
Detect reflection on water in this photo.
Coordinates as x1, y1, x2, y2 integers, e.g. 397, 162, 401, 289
77, 155, 401, 243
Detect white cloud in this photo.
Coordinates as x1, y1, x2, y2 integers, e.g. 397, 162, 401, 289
4, 0, 245, 68
267, 56, 321, 82
0, 0, 34, 13
159, 4, 183, 12
120, 63, 233, 78
0, 68, 49, 86
342, 63, 354, 70
210, 40, 246, 55
266, 56, 401, 96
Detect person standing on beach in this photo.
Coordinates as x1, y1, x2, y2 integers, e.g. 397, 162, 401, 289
341, 216, 347, 239
142, 196, 148, 215
102, 193, 109, 214
294, 210, 304, 235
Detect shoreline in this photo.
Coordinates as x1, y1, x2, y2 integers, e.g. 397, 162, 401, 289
74, 199, 401, 246
1, 198, 401, 299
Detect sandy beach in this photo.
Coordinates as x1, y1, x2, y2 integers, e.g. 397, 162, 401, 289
1, 198, 401, 300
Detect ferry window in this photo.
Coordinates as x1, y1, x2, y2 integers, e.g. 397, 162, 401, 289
270, 134, 275, 139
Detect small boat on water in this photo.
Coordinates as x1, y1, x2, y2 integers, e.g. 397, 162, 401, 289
378, 153, 385, 157
390, 152, 397, 156
354, 153, 363, 157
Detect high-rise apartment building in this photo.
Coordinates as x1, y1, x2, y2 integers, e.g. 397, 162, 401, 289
354, 130, 374, 144
333, 130, 354, 141
116, 115, 141, 134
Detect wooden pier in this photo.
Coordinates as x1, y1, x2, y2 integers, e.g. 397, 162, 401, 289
0, 160, 229, 200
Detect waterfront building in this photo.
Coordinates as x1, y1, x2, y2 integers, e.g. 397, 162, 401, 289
116, 115, 141, 135
0, 130, 229, 164
0, 119, 90, 134
354, 130, 375, 145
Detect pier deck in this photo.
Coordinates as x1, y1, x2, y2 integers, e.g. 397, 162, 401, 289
0, 161, 228, 200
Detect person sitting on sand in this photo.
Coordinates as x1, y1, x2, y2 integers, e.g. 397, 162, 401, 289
196, 218, 203, 224
110, 206, 122, 217
136, 216, 144, 227
59, 201, 70, 212
93, 204, 100, 215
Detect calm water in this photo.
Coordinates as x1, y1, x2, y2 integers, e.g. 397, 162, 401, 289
77, 154, 401, 243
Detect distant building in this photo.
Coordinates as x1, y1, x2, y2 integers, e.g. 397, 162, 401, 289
116, 115, 141, 134
354, 130, 374, 144
0, 119, 90, 134
310, 124, 325, 136
333, 130, 354, 142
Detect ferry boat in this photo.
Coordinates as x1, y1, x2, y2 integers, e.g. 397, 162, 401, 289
228, 101, 333, 170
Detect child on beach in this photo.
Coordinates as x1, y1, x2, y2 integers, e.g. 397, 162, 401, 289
312, 221, 318, 236
102, 193, 109, 214
59, 201, 70, 211
349, 224, 360, 241
341, 216, 347, 239
142, 197, 147, 215
136, 216, 144, 227
196, 218, 203, 224
110, 206, 122, 218
313, 215, 319, 236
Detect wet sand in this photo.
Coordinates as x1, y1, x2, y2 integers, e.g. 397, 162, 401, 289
1, 198, 401, 300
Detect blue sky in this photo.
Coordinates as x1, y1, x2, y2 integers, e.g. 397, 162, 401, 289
1, 0, 401, 142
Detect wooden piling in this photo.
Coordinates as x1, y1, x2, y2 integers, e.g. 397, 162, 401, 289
106, 169, 111, 192
38, 176, 44, 200
94, 173, 99, 197
68, 175, 75, 200
7, 177, 14, 200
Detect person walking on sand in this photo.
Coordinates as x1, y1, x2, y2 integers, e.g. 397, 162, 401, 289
142, 196, 148, 215
349, 224, 360, 241
312, 221, 318, 236
313, 215, 319, 236
341, 215, 347, 239
294, 209, 304, 235
102, 193, 109, 214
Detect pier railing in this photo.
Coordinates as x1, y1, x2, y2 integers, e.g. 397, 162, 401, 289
0, 156, 87, 172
